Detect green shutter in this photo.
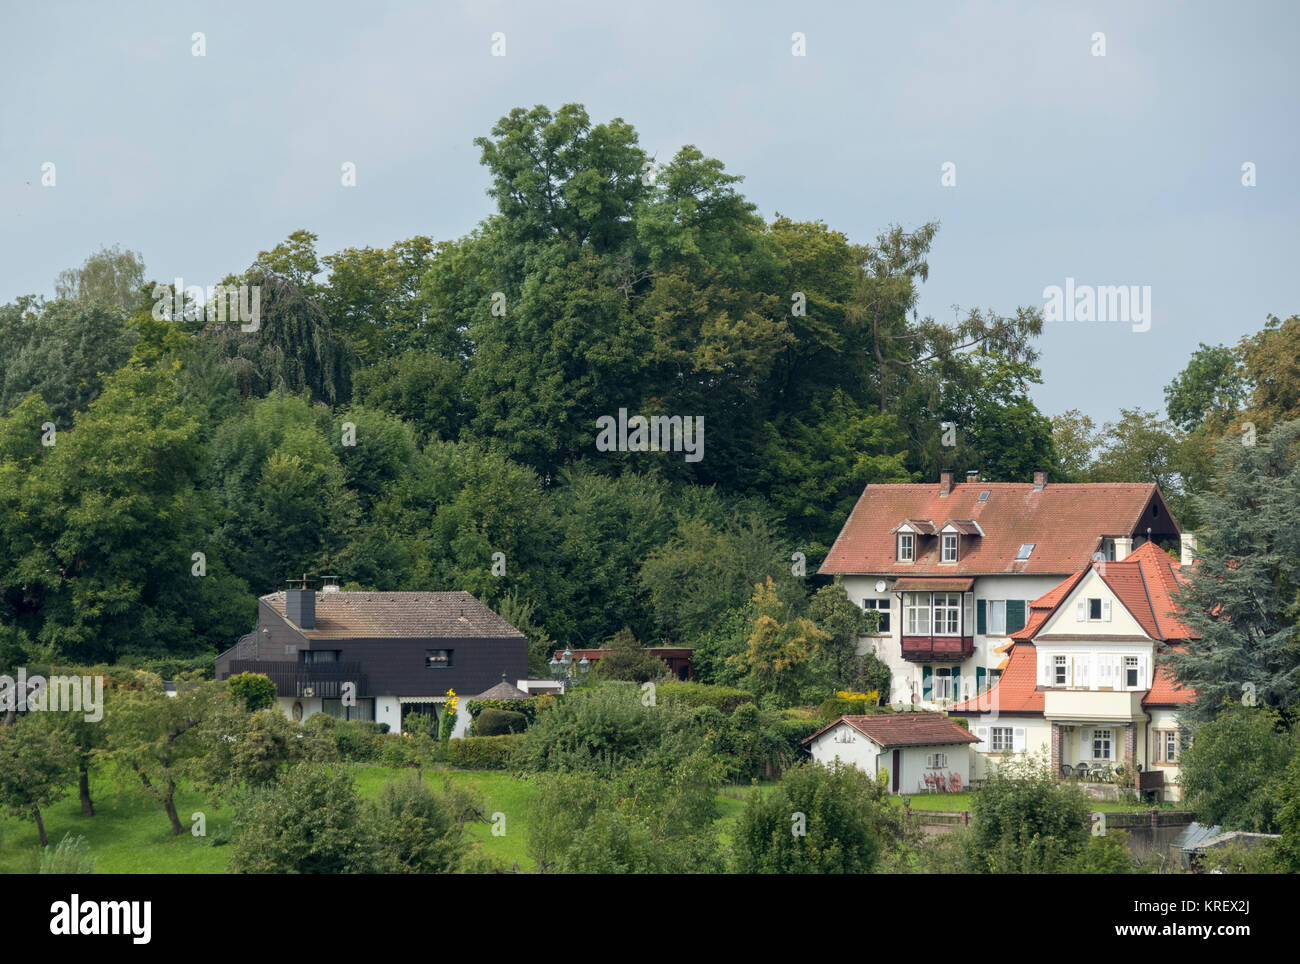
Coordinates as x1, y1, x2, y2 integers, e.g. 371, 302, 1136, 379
951, 667, 960, 700
976, 666, 986, 693
1006, 600, 1027, 634
977, 599, 987, 634
922, 665, 933, 699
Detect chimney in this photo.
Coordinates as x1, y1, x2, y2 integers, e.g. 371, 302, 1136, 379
1180, 533, 1198, 566
966, 470, 980, 484
1114, 536, 1133, 560
939, 470, 953, 497
286, 578, 316, 629
321, 575, 341, 594
1033, 470, 1046, 491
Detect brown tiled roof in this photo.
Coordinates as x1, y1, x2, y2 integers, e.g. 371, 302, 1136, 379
950, 643, 1044, 714
474, 680, 532, 700
264, 591, 526, 640
803, 712, 980, 748
821, 481, 1175, 576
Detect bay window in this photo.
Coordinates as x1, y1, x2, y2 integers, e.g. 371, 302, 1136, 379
933, 593, 961, 636
904, 592, 930, 635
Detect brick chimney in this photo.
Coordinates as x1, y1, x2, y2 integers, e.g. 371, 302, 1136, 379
1033, 470, 1047, 491
939, 470, 953, 497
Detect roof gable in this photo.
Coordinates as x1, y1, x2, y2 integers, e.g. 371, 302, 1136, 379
263, 591, 526, 640
804, 712, 980, 748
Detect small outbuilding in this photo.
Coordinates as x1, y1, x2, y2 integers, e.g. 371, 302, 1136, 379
803, 712, 981, 794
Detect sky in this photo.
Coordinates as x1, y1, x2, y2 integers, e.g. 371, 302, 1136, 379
2, 0, 1297, 425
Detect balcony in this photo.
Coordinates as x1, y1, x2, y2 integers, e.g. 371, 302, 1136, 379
901, 635, 974, 662
226, 659, 368, 700
1044, 688, 1145, 722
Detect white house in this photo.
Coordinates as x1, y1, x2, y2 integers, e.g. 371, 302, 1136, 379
819, 470, 1191, 713
952, 541, 1197, 801
803, 712, 981, 794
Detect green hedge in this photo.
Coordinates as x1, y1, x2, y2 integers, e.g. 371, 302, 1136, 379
465, 697, 538, 725
435, 734, 522, 770
819, 697, 885, 720
656, 680, 754, 714
475, 708, 528, 736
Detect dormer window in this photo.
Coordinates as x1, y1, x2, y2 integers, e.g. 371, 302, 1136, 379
941, 533, 958, 563
897, 533, 914, 562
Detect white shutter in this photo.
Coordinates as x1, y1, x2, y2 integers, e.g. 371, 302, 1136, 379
975, 725, 988, 751
1076, 599, 1085, 621
1102, 599, 1112, 621
1013, 727, 1026, 752
1138, 655, 1149, 689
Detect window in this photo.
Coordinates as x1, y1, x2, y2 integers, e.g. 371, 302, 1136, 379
301, 649, 339, 665
1125, 656, 1139, 688
988, 600, 1007, 636
1092, 729, 1112, 761
904, 592, 930, 635
991, 727, 1014, 752
1156, 729, 1179, 763
941, 533, 958, 563
322, 698, 374, 721
933, 667, 952, 700
1088, 598, 1103, 620
933, 593, 961, 635
925, 752, 948, 768
978, 491, 990, 502
1100, 538, 1116, 561
1015, 543, 1035, 560
861, 598, 890, 634
1054, 655, 1068, 685
897, 533, 914, 562
425, 649, 453, 669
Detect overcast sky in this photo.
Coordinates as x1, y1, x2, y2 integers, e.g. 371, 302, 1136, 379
3, 0, 1296, 425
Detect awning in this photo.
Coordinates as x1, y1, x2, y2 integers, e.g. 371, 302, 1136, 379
891, 577, 975, 591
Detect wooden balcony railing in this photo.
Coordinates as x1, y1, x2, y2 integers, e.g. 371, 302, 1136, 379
226, 660, 368, 700
901, 635, 974, 662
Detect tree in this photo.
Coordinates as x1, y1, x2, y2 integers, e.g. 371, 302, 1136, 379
734, 762, 896, 873
1051, 409, 1101, 481
1176, 705, 1296, 833
967, 751, 1089, 873
192, 702, 335, 798
1164, 342, 1247, 432
226, 672, 276, 711
103, 678, 224, 835
53, 244, 147, 312
728, 577, 830, 705
1167, 420, 1300, 717
592, 627, 669, 683
807, 583, 869, 691
0, 714, 77, 846
370, 775, 484, 874
1237, 314, 1300, 432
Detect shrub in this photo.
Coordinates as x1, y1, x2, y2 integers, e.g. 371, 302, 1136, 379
475, 708, 528, 736
1065, 831, 1135, 873
370, 775, 479, 873
466, 697, 538, 726
332, 719, 385, 762
968, 751, 1089, 873
225, 672, 277, 711
734, 763, 898, 873
38, 834, 95, 874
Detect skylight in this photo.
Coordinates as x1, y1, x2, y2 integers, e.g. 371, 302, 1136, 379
1015, 543, 1035, 560
978, 491, 990, 502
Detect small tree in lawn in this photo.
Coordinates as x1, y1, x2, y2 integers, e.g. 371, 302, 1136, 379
226, 672, 277, 711
102, 676, 223, 835
0, 714, 77, 846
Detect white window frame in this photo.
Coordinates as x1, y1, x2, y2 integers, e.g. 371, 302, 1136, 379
1054, 654, 1068, 685
898, 533, 914, 562
933, 593, 961, 636
1125, 655, 1139, 688
941, 533, 958, 563
861, 598, 890, 634
1092, 728, 1113, 761
990, 726, 1014, 752
988, 599, 1007, 636
926, 751, 949, 769
904, 592, 930, 635
933, 666, 953, 700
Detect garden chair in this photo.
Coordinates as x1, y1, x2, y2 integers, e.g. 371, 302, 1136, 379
1059, 764, 1074, 779
948, 772, 961, 792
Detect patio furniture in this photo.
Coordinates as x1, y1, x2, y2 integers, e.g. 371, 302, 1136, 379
1076, 763, 1093, 781
1060, 764, 1074, 779
1098, 765, 1114, 783
948, 772, 962, 792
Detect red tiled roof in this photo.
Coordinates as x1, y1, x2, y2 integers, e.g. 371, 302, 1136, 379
1145, 645, 1195, 706
950, 643, 1044, 714
821, 481, 1176, 576
803, 712, 980, 748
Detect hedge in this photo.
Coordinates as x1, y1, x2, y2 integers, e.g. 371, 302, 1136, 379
656, 680, 754, 714
475, 708, 528, 736
465, 697, 538, 725
434, 734, 523, 770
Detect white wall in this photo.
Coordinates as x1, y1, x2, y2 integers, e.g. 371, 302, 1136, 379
277, 696, 322, 721
808, 722, 880, 773
808, 722, 974, 794
376, 696, 401, 733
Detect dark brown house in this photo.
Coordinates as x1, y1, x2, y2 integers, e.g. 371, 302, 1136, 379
216, 588, 527, 733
